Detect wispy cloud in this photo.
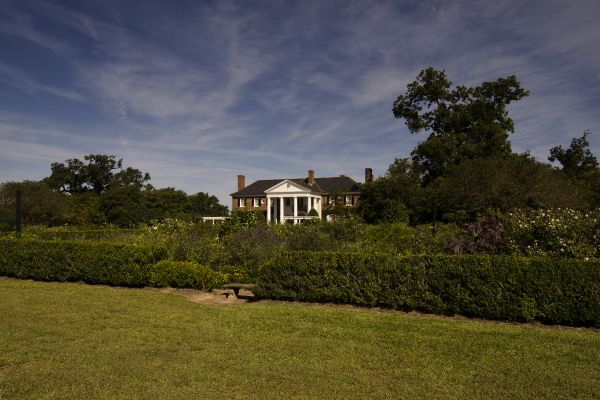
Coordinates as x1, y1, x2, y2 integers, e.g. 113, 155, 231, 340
0, 0, 599, 204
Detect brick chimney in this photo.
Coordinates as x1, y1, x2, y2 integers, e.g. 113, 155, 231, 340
308, 169, 315, 185
237, 175, 245, 191
365, 168, 373, 183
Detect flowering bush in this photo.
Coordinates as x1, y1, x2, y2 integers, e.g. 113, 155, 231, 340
134, 218, 224, 264
504, 208, 600, 258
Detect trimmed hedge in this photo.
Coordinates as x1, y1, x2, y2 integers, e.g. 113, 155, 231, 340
148, 260, 225, 290
0, 238, 166, 287
0, 238, 224, 291
255, 252, 600, 327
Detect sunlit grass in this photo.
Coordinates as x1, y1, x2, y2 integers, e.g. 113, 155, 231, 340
0, 277, 598, 399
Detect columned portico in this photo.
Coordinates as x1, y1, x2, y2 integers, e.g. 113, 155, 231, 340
264, 179, 322, 225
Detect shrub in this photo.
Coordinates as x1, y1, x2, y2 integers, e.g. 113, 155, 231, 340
133, 219, 224, 264
222, 225, 284, 277
445, 214, 507, 254
255, 251, 600, 327
13, 225, 137, 242
504, 208, 600, 258
0, 238, 166, 287
361, 222, 461, 255
149, 260, 225, 290
277, 224, 336, 251
218, 210, 263, 238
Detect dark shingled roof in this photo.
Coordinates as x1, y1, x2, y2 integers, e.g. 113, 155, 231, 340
231, 176, 361, 197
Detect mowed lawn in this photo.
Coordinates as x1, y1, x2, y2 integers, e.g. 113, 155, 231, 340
0, 278, 599, 399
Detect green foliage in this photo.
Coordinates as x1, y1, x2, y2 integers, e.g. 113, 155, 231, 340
0, 181, 66, 228
549, 130, 598, 178
504, 208, 600, 258
0, 236, 225, 290
0, 238, 166, 287
148, 260, 225, 290
189, 192, 228, 219
218, 210, 263, 238
44, 154, 150, 195
133, 218, 224, 265
393, 67, 529, 181
361, 222, 461, 255
221, 225, 284, 278
100, 186, 147, 227
6, 225, 136, 241
319, 217, 365, 245
99, 187, 205, 227
256, 251, 600, 327
358, 160, 423, 223
276, 223, 336, 251
433, 156, 589, 218
142, 187, 190, 220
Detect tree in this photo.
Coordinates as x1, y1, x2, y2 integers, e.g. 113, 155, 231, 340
142, 188, 190, 221
44, 154, 150, 195
112, 167, 152, 190
549, 130, 598, 178
189, 192, 228, 220
44, 158, 88, 194
85, 154, 122, 195
0, 181, 66, 227
432, 155, 588, 220
392, 68, 529, 182
100, 186, 147, 227
358, 158, 426, 224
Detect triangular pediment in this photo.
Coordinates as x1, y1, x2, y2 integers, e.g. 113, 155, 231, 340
264, 179, 313, 194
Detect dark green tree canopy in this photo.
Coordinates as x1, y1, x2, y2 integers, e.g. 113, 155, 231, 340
548, 130, 598, 178
393, 67, 529, 181
433, 155, 588, 220
189, 192, 228, 219
44, 154, 150, 195
0, 181, 66, 227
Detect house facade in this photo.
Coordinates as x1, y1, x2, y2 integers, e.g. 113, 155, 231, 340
230, 168, 373, 224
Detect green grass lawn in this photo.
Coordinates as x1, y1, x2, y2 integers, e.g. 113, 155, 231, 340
0, 277, 598, 399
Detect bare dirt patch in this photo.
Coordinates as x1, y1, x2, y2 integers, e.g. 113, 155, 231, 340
147, 287, 256, 305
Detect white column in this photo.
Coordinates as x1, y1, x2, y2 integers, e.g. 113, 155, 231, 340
267, 198, 271, 224
279, 197, 284, 224
293, 196, 298, 224
317, 197, 322, 219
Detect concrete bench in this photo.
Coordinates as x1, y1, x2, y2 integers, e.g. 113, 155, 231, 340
222, 283, 257, 299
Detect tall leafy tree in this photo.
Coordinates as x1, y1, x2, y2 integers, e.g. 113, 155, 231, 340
44, 158, 88, 194
85, 154, 122, 195
0, 181, 66, 227
44, 155, 151, 195
433, 155, 588, 220
359, 158, 426, 224
392, 67, 529, 182
189, 192, 228, 219
112, 167, 152, 190
548, 130, 598, 178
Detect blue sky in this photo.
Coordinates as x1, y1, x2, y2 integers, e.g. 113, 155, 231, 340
1, 0, 599, 205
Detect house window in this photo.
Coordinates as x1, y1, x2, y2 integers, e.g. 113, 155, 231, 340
253, 198, 260, 208
345, 196, 353, 206
239, 198, 246, 208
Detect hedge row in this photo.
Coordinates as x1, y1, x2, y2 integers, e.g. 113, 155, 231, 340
0, 238, 222, 291
255, 251, 600, 327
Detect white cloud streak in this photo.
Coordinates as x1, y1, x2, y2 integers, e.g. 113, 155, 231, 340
0, 0, 599, 204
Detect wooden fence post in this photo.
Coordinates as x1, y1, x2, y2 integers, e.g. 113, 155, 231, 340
16, 189, 22, 237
